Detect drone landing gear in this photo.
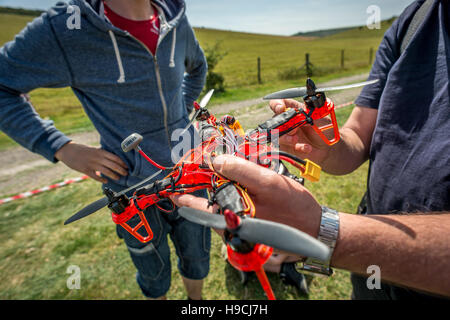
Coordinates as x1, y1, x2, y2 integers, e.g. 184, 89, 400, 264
226, 242, 275, 300
280, 262, 309, 296
226, 254, 310, 297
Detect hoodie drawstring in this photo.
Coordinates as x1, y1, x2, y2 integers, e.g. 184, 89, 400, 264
109, 24, 176, 77
169, 27, 177, 68
108, 30, 126, 83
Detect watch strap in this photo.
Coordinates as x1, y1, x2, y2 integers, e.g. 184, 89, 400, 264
300, 206, 339, 276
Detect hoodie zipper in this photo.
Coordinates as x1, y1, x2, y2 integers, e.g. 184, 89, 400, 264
154, 56, 171, 149
126, 34, 172, 150
106, 3, 177, 150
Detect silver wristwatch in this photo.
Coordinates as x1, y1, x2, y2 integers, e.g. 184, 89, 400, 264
299, 206, 340, 277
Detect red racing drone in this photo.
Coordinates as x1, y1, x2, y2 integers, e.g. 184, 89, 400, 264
64, 78, 378, 300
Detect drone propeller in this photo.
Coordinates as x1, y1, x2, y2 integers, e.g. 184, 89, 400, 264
181, 89, 215, 135
178, 207, 330, 261
200, 89, 215, 109
64, 197, 109, 225
263, 79, 379, 100
64, 169, 162, 225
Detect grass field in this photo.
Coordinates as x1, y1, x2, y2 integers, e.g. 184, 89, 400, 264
194, 21, 391, 87
0, 10, 375, 300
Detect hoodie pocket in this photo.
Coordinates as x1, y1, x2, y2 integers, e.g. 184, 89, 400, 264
130, 149, 143, 177
100, 142, 143, 188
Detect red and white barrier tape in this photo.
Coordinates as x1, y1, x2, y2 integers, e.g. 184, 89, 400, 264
0, 175, 89, 205
335, 101, 354, 109
0, 101, 356, 206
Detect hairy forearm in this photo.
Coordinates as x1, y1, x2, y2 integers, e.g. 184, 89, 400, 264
321, 127, 369, 175
331, 212, 450, 297
320, 106, 376, 175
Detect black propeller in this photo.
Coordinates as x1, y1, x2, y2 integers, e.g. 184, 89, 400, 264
64, 197, 109, 225
64, 169, 162, 225
178, 207, 330, 261
263, 79, 379, 100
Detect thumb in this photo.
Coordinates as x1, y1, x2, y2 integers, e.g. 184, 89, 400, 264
212, 155, 277, 192
171, 194, 213, 212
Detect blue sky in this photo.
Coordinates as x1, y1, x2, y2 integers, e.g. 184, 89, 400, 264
0, 0, 414, 35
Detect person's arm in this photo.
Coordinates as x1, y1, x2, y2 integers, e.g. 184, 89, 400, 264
269, 101, 378, 175
181, 18, 207, 113
268, 17, 401, 175
321, 106, 378, 175
54, 142, 128, 184
0, 13, 72, 162
333, 212, 450, 298
0, 13, 128, 183
172, 155, 450, 298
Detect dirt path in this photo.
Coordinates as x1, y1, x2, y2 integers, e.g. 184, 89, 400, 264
0, 131, 100, 197
0, 73, 368, 198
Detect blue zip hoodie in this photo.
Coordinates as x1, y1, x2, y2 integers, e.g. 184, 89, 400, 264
0, 0, 207, 189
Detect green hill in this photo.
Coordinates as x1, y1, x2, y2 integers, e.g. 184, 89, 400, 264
292, 17, 397, 38
0, 7, 393, 149
0, 7, 393, 87
293, 26, 357, 38
194, 19, 392, 87
0, 6, 42, 16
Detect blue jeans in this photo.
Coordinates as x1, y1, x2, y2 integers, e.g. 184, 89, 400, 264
116, 199, 211, 298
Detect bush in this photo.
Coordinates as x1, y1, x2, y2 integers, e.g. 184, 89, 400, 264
278, 65, 343, 81
204, 41, 227, 93
277, 66, 306, 81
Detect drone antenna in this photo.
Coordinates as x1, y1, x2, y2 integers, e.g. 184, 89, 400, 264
121, 133, 169, 171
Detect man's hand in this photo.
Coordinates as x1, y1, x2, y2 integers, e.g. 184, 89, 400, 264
271, 100, 378, 175
55, 142, 128, 184
171, 154, 322, 238
269, 99, 333, 166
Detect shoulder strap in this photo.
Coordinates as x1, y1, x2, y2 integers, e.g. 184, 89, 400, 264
400, 0, 434, 54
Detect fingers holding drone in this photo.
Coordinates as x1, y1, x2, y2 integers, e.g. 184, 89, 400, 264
269, 99, 303, 115
211, 155, 322, 237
